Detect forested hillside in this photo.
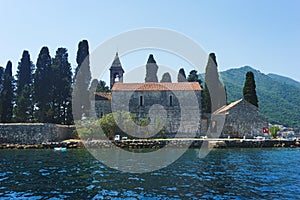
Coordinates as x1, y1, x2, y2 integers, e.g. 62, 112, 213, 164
220, 66, 300, 130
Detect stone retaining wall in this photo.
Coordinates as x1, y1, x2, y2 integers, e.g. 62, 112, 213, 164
0, 123, 77, 144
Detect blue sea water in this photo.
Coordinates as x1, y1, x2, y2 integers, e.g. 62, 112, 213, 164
0, 148, 299, 199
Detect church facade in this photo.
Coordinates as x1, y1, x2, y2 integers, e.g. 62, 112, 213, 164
94, 53, 202, 137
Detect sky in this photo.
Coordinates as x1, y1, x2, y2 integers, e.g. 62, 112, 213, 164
0, 0, 299, 82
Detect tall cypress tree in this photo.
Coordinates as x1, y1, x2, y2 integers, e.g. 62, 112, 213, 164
160, 72, 172, 82
243, 71, 258, 107
34, 46, 52, 122
0, 61, 14, 122
0, 67, 4, 119
177, 68, 187, 82
73, 40, 91, 120
204, 53, 226, 113
51, 48, 73, 124
15, 50, 34, 122
145, 54, 158, 82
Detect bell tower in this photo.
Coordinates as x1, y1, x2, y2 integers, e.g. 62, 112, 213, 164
109, 52, 124, 89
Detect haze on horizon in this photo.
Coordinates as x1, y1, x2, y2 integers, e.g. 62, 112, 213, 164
0, 0, 299, 82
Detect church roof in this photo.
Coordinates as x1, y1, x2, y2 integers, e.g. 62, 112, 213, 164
111, 82, 202, 91
95, 92, 112, 100
214, 99, 257, 114
110, 52, 123, 69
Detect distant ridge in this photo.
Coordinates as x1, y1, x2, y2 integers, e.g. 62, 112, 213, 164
267, 73, 300, 89
219, 66, 300, 130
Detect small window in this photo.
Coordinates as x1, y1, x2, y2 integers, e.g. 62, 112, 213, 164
100, 112, 103, 118
169, 95, 173, 106
140, 96, 143, 106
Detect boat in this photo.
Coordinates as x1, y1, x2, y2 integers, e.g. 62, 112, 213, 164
53, 147, 67, 152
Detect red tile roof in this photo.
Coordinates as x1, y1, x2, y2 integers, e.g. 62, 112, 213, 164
111, 82, 202, 91
94, 92, 112, 100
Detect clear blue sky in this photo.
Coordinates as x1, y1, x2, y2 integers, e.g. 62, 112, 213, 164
0, 0, 299, 82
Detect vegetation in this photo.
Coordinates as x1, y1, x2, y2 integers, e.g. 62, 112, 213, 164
34, 47, 52, 122
145, 54, 158, 82
0, 61, 14, 122
73, 40, 91, 120
160, 72, 172, 82
177, 68, 187, 82
14, 51, 34, 122
269, 126, 280, 138
204, 53, 226, 112
221, 66, 300, 130
243, 71, 258, 107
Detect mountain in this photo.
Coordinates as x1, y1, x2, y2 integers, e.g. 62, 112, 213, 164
219, 66, 300, 130
267, 73, 300, 89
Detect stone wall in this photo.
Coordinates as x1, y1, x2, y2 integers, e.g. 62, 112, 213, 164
221, 101, 268, 137
0, 123, 76, 144
112, 90, 201, 137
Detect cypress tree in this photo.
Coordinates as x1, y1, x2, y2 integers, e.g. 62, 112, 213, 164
0, 61, 14, 122
204, 53, 226, 112
243, 71, 258, 107
177, 68, 187, 82
0, 66, 4, 118
73, 40, 91, 120
160, 72, 172, 82
15, 50, 34, 122
34, 46, 52, 122
51, 48, 73, 124
145, 54, 158, 82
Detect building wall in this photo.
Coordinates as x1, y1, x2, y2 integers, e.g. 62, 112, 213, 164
93, 100, 112, 118
112, 90, 202, 137
221, 101, 268, 138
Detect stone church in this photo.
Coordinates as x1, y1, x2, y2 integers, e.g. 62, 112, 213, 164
94, 53, 202, 137
94, 53, 268, 138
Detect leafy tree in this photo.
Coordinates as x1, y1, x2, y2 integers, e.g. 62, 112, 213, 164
145, 54, 158, 82
243, 71, 258, 107
177, 68, 187, 82
187, 70, 202, 85
15, 50, 34, 122
34, 46, 52, 122
73, 40, 91, 120
160, 72, 172, 82
269, 126, 280, 138
51, 48, 73, 124
96, 80, 110, 92
0, 61, 14, 122
204, 53, 226, 112
99, 111, 136, 139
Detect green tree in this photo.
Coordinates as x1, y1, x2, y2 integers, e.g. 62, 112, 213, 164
269, 126, 280, 138
0, 66, 4, 119
243, 71, 258, 107
160, 72, 172, 82
177, 68, 187, 82
15, 50, 34, 122
73, 40, 91, 120
51, 48, 73, 124
204, 53, 226, 112
0, 61, 14, 122
187, 70, 202, 85
34, 46, 52, 122
96, 80, 110, 92
145, 54, 158, 82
